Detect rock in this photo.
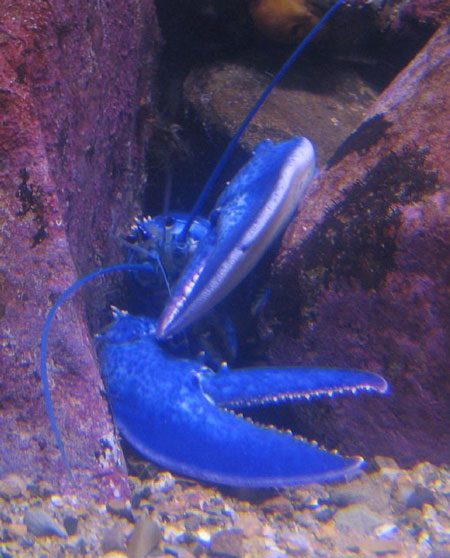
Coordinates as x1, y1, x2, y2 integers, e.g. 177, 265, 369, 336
209, 528, 243, 558
107, 500, 134, 523
24, 509, 67, 538
0, 0, 160, 497
279, 530, 312, 555
6, 524, 27, 538
62, 514, 78, 536
334, 504, 386, 535
126, 516, 161, 558
362, 539, 403, 555
405, 485, 437, 509
374, 523, 400, 540
102, 525, 127, 554
268, 22, 450, 468
184, 55, 377, 167
315, 507, 335, 523
0, 475, 26, 500
261, 496, 294, 516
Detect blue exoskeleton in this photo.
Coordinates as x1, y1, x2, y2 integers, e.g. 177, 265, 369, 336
40, 0, 389, 487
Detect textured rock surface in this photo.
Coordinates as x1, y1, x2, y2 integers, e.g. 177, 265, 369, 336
0, 0, 159, 496
268, 23, 450, 466
184, 56, 378, 166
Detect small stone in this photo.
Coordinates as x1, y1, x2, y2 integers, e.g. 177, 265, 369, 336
102, 552, 128, 558
261, 496, 294, 515
374, 523, 399, 539
20, 535, 35, 548
7, 523, 27, 538
281, 531, 312, 555
29, 480, 56, 498
405, 485, 436, 509
184, 515, 202, 531
107, 500, 134, 522
392, 478, 415, 509
0, 474, 26, 500
334, 504, 385, 535
50, 494, 64, 507
374, 456, 400, 471
164, 546, 196, 558
148, 472, 175, 494
63, 514, 79, 536
315, 507, 335, 523
24, 508, 67, 538
237, 512, 263, 537
102, 525, 127, 553
209, 528, 243, 558
327, 486, 366, 508
363, 539, 403, 555
127, 516, 161, 558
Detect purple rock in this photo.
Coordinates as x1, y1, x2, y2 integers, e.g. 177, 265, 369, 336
0, 0, 160, 497
267, 23, 450, 467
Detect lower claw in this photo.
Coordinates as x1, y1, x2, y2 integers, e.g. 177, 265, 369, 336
97, 313, 388, 487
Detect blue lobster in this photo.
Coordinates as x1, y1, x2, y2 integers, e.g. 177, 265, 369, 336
41, 0, 388, 488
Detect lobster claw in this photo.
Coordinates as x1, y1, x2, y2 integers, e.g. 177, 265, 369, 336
157, 137, 316, 339
98, 313, 387, 487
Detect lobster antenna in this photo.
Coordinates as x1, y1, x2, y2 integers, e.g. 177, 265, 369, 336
40, 263, 157, 472
154, 251, 172, 297
179, 0, 346, 241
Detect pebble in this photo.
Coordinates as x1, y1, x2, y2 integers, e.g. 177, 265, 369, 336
0, 458, 446, 557
209, 528, 243, 558
102, 525, 127, 553
334, 504, 386, 535
261, 496, 294, 516
127, 516, 161, 558
6, 523, 27, 538
63, 514, 79, 536
280, 531, 312, 555
0, 474, 25, 500
363, 539, 403, 555
374, 523, 400, 539
23, 508, 68, 538
315, 507, 335, 523
107, 499, 135, 522
327, 485, 366, 508
148, 472, 176, 494
405, 485, 437, 509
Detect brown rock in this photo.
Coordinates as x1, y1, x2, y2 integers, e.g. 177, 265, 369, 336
127, 516, 161, 558
0, 474, 26, 500
0, 0, 160, 496
24, 508, 67, 538
209, 528, 243, 558
268, 23, 450, 466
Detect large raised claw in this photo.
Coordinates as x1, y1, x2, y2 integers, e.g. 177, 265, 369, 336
98, 313, 388, 487
157, 137, 316, 339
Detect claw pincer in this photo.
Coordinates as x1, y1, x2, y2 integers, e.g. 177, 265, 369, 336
98, 312, 387, 487
157, 137, 315, 339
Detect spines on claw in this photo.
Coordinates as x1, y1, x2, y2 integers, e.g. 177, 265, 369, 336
98, 314, 387, 487
200, 366, 388, 408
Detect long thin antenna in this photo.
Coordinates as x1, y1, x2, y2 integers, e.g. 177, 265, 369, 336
40, 263, 156, 471
179, 0, 346, 241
